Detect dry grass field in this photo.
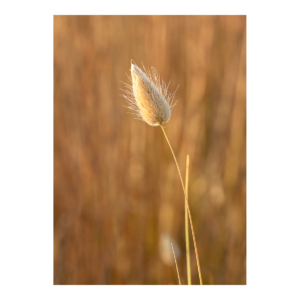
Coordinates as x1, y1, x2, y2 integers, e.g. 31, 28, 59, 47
54, 15, 246, 285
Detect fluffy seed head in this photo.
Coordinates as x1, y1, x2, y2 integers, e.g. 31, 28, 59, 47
121, 62, 178, 126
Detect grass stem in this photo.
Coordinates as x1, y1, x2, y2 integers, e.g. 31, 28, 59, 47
185, 155, 192, 285
160, 125, 203, 285
171, 242, 181, 285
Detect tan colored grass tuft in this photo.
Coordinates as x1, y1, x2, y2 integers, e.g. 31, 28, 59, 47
120, 61, 178, 126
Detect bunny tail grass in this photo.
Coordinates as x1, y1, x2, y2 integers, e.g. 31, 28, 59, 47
160, 125, 203, 285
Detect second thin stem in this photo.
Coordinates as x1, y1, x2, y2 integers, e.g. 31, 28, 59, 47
185, 155, 192, 285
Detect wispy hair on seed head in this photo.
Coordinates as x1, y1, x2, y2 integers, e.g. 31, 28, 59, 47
120, 61, 178, 126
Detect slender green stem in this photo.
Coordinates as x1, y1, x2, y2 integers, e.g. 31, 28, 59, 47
160, 125, 203, 285
185, 155, 192, 285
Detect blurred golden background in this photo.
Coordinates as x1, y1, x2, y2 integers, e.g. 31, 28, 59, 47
54, 15, 246, 285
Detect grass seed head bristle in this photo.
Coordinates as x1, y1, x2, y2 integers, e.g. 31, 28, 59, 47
121, 61, 178, 126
